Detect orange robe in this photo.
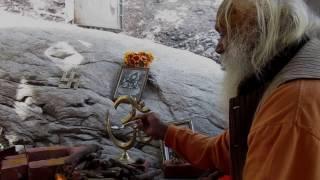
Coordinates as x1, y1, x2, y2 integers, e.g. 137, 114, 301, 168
164, 80, 320, 180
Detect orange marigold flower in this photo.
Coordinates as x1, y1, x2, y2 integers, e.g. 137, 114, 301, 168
123, 51, 155, 68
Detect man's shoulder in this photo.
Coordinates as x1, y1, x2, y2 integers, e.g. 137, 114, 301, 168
269, 79, 320, 111
251, 79, 320, 135
269, 38, 320, 89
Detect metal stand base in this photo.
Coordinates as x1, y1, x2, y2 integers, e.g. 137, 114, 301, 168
119, 150, 134, 164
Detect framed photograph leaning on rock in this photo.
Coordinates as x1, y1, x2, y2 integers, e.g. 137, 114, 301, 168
160, 120, 206, 178
112, 66, 149, 101
112, 51, 154, 101
161, 120, 194, 163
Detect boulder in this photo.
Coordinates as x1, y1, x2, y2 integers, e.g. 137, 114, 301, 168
0, 12, 225, 167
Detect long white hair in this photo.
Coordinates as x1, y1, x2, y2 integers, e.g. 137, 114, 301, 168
217, 0, 320, 74
217, 0, 320, 114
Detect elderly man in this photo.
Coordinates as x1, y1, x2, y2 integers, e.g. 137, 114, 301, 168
138, 0, 320, 179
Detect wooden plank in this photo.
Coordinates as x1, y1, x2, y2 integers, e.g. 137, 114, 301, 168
65, 0, 75, 23
74, 0, 121, 30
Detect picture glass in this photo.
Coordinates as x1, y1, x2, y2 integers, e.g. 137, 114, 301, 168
162, 120, 194, 163
113, 67, 148, 100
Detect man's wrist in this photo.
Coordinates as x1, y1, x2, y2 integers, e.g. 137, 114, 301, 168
159, 123, 169, 140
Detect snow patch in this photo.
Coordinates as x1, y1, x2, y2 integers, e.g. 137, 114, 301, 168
177, 5, 188, 11
29, 0, 46, 10
154, 10, 185, 26
45, 41, 84, 71
15, 78, 43, 121
142, 25, 162, 41
4, 135, 19, 146
152, 26, 162, 34
78, 40, 93, 48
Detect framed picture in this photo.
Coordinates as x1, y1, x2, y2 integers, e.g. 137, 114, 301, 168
112, 66, 149, 101
161, 120, 194, 163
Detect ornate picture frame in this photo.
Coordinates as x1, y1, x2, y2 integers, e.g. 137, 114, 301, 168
112, 66, 149, 101
161, 120, 194, 162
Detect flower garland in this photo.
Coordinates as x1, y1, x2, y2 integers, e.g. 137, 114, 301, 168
124, 51, 154, 68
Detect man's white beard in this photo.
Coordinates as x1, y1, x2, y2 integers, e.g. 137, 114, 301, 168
220, 41, 254, 114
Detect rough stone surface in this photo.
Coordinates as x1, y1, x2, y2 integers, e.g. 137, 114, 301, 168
0, 0, 65, 22
122, 0, 222, 61
0, 0, 223, 62
0, 0, 319, 63
0, 12, 225, 168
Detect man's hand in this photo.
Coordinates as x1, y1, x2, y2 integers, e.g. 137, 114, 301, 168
137, 112, 168, 140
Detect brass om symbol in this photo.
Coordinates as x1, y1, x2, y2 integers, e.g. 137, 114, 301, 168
105, 96, 152, 163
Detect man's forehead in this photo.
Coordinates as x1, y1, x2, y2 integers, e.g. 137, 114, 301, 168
216, 0, 256, 30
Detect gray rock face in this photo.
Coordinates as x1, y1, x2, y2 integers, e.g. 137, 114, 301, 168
122, 0, 222, 61
0, 13, 225, 167
1, 0, 319, 64
0, 0, 223, 62
0, 0, 65, 22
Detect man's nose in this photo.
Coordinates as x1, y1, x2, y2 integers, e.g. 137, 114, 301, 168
215, 39, 225, 54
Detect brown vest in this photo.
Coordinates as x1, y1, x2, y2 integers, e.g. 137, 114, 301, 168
229, 38, 320, 180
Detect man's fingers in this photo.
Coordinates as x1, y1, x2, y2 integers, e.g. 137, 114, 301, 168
134, 114, 144, 120
136, 120, 144, 130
